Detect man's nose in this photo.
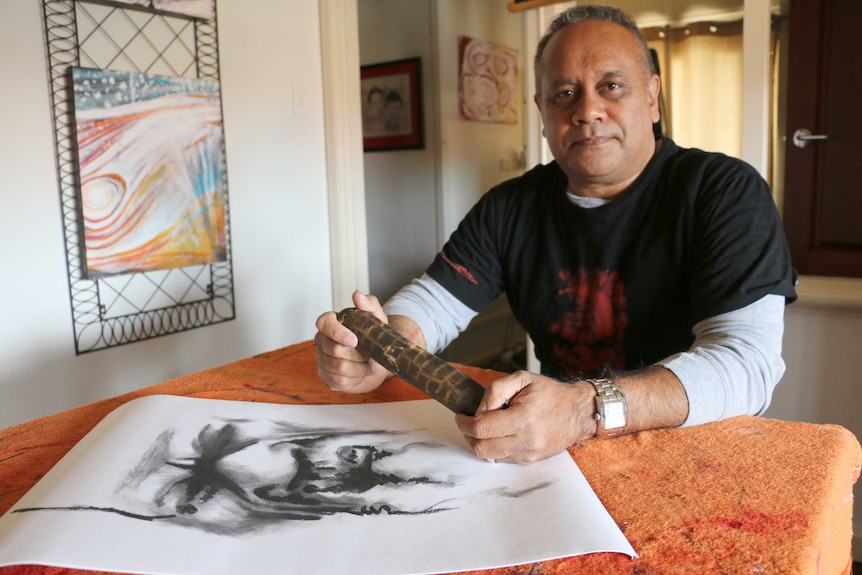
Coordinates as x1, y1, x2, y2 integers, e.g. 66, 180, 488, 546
571, 91, 605, 124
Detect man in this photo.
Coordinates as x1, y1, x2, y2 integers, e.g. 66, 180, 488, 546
315, 6, 796, 464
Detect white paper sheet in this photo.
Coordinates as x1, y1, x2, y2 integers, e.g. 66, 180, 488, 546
0, 395, 635, 575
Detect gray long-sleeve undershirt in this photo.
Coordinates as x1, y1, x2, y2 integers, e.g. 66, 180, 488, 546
383, 189, 786, 427
383, 273, 786, 427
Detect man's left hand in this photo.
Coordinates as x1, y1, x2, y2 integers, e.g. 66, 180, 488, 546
454, 371, 597, 464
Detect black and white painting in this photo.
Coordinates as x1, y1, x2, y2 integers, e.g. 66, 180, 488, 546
0, 396, 635, 575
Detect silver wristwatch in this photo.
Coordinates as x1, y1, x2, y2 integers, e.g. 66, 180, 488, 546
589, 378, 627, 437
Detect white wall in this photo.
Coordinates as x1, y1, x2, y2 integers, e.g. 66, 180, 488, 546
359, 0, 526, 301
434, 0, 526, 239
768, 308, 862, 431
358, 0, 528, 367
0, 0, 333, 429
359, 0, 440, 301
431, 0, 531, 367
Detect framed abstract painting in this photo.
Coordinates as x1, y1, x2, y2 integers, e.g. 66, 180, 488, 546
71, 67, 226, 279
41, 0, 235, 354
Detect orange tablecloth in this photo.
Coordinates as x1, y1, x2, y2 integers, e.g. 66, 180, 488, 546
1, 340, 859, 575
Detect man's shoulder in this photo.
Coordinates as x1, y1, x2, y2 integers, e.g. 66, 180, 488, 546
661, 139, 761, 181
654, 140, 775, 216
652, 140, 769, 205
491, 161, 566, 196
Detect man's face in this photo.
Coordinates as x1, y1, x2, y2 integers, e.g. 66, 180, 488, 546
535, 20, 661, 198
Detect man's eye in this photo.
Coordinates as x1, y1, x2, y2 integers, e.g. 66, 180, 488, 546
554, 89, 575, 101
602, 82, 627, 99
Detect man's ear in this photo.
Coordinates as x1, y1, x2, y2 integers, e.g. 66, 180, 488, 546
647, 74, 661, 124
533, 94, 546, 137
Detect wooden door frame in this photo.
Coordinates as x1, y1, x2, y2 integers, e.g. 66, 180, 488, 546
320, 0, 369, 310
741, 0, 770, 177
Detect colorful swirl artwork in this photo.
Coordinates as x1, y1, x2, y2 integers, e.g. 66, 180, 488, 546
71, 68, 226, 278
458, 36, 520, 124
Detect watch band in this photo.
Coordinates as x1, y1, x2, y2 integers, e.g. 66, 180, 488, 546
589, 378, 627, 438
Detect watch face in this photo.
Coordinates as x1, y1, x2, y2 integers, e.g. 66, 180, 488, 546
603, 401, 626, 430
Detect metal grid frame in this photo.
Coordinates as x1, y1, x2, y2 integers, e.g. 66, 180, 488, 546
41, 0, 235, 355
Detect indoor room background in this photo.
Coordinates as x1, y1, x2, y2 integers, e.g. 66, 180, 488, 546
0, 0, 858, 557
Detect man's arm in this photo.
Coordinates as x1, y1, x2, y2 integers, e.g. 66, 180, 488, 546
454, 365, 688, 464
660, 294, 786, 426
387, 276, 785, 425
317, 281, 786, 464
455, 293, 786, 464
383, 273, 478, 353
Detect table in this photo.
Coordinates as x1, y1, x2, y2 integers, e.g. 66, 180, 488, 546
1, 340, 859, 575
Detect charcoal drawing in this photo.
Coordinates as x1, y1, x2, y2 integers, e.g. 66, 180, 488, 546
1, 399, 637, 574
15, 417, 550, 536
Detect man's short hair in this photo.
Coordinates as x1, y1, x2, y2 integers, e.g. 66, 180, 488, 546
533, 5, 655, 96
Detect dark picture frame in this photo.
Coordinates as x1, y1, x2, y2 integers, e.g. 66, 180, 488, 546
360, 57, 424, 151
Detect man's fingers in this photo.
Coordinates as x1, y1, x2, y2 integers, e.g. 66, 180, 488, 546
314, 293, 392, 396
314, 340, 387, 395
459, 428, 540, 464
313, 330, 361, 362
455, 376, 594, 465
476, 371, 532, 413
315, 310, 358, 348
455, 406, 521, 440
317, 362, 369, 390
351, 291, 388, 323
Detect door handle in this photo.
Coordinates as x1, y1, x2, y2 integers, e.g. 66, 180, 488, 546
792, 128, 828, 148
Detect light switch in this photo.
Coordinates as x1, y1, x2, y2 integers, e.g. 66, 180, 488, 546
292, 84, 308, 115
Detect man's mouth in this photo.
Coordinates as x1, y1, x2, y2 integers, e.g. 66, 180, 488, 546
572, 136, 611, 147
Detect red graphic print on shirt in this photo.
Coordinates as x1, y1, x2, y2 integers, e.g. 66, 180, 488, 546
440, 252, 479, 285
550, 268, 627, 375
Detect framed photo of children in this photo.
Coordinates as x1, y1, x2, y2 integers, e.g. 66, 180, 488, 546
360, 57, 424, 151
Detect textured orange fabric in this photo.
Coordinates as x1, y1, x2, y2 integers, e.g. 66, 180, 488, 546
1, 340, 859, 575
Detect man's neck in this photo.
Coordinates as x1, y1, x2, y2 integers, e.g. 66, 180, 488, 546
566, 138, 662, 200
567, 178, 636, 201
566, 189, 610, 209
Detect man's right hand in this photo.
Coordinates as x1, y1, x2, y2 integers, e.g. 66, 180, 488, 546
314, 290, 393, 394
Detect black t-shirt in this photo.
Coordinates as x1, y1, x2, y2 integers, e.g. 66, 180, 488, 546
426, 138, 797, 378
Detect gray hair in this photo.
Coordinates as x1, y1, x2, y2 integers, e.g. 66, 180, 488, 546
533, 5, 655, 96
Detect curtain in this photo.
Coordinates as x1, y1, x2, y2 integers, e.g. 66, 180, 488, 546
770, 16, 789, 211
643, 21, 743, 160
